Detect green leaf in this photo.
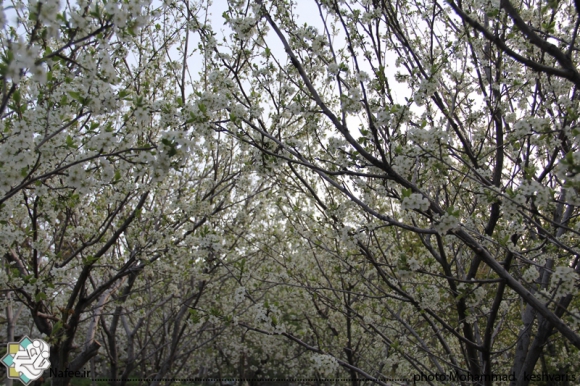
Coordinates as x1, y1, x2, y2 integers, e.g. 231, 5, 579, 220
13, 89, 21, 105
118, 89, 131, 100
486, 9, 499, 17
542, 20, 556, 34
230, 113, 240, 124
66, 135, 75, 148
53, 320, 63, 332
83, 255, 98, 265
35, 292, 47, 301
68, 91, 82, 101
189, 309, 201, 323
446, 206, 460, 217
67, 193, 80, 208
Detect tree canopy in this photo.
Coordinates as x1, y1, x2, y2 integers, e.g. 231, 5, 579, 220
1, 0, 580, 385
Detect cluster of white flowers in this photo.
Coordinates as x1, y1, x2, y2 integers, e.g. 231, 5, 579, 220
392, 155, 414, 177
36, 0, 61, 27
230, 16, 256, 41
97, 158, 115, 182
511, 120, 533, 139
68, 4, 89, 31
360, 8, 381, 24
465, 311, 478, 324
104, 0, 150, 30
363, 314, 375, 325
252, 302, 270, 325
310, 34, 327, 55
457, 282, 467, 295
230, 103, 248, 121
87, 131, 118, 152
338, 225, 353, 243
66, 164, 92, 191
518, 182, 537, 196
467, 285, 486, 307
488, 0, 500, 10
5, 39, 46, 84
475, 167, 493, 180
97, 51, 117, 82
396, 265, 412, 279
407, 125, 444, 148
401, 193, 430, 211
555, 154, 580, 187
341, 87, 362, 113
233, 286, 246, 303
327, 136, 347, 152
510, 117, 550, 139
327, 63, 341, 76
408, 257, 420, 271
413, 76, 439, 106
198, 233, 222, 251
522, 266, 539, 282
568, 308, 580, 331
90, 84, 118, 114
311, 353, 338, 377
356, 71, 370, 83
286, 102, 302, 115
134, 106, 150, 126
249, 104, 264, 118
375, 110, 392, 126
207, 70, 224, 85
1, 122, 34, 167
294, 25, 322, 52
517, 180, 552, 207
502, 195, 522, 222
434, 213, 459, 234
296, 25, 318, 39
419, 285, 441, 309
565, 190, 580, 206
551, 266, 578, 298
251, 302, 286, 334
195, 91, 229, 114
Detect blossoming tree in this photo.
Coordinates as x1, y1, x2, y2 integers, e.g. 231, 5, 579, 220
0, 0, 264, 384
2, 0, 580, 385
195, 0, 580, 384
